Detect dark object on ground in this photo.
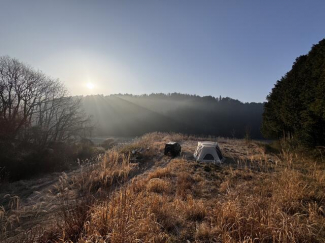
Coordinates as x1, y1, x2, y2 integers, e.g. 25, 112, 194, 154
130, 147, 149, 163
130, 148, 144, 163
164, 142, 181, 157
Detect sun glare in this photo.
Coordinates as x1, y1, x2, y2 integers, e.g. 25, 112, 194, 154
86, 82, 94, 90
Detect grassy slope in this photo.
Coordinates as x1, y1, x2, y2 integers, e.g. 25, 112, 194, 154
1, 133, 325, 242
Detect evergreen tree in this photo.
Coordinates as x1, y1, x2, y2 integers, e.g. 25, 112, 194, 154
262, 39, 325, 146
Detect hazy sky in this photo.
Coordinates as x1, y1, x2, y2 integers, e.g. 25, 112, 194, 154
1, 1, 325, 102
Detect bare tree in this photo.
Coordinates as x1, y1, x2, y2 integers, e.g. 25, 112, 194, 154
0, 56, 91, 146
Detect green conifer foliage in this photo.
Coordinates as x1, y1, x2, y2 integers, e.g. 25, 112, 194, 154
262, 39, 325, 146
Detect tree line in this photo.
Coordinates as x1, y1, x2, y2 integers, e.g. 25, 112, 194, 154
81, 93, 264, 139
262, 39, 325, 147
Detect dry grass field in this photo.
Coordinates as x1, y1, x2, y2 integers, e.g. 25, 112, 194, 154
1, 132, 325, 242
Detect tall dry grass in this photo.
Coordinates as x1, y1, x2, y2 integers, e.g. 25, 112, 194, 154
46, 136, 325, 242
2, 133, 325, 242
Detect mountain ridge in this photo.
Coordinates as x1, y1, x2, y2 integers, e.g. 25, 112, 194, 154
80, 93, 264, 138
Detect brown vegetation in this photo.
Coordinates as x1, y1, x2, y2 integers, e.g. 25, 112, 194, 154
1, 132, 325, 242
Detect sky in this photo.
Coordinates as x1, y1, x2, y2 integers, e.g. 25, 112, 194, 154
0, 1, 325, 102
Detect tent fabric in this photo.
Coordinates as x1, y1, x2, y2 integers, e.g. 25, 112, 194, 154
193, 141, 223, 163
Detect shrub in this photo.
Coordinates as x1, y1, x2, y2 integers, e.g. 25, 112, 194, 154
101, 138, 115, 150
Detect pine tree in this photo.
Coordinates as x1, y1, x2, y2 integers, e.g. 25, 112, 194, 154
262, 39, 325, 146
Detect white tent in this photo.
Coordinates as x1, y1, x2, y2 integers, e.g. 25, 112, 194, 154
193, 141, 223, 163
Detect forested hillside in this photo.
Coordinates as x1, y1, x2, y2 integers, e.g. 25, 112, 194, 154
82, 93, 264, 138
262, 39, 325, 146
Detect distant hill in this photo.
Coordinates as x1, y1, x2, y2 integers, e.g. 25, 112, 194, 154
81, 93, 264, 139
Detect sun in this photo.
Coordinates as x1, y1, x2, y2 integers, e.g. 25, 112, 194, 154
86, 82, 94, 90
